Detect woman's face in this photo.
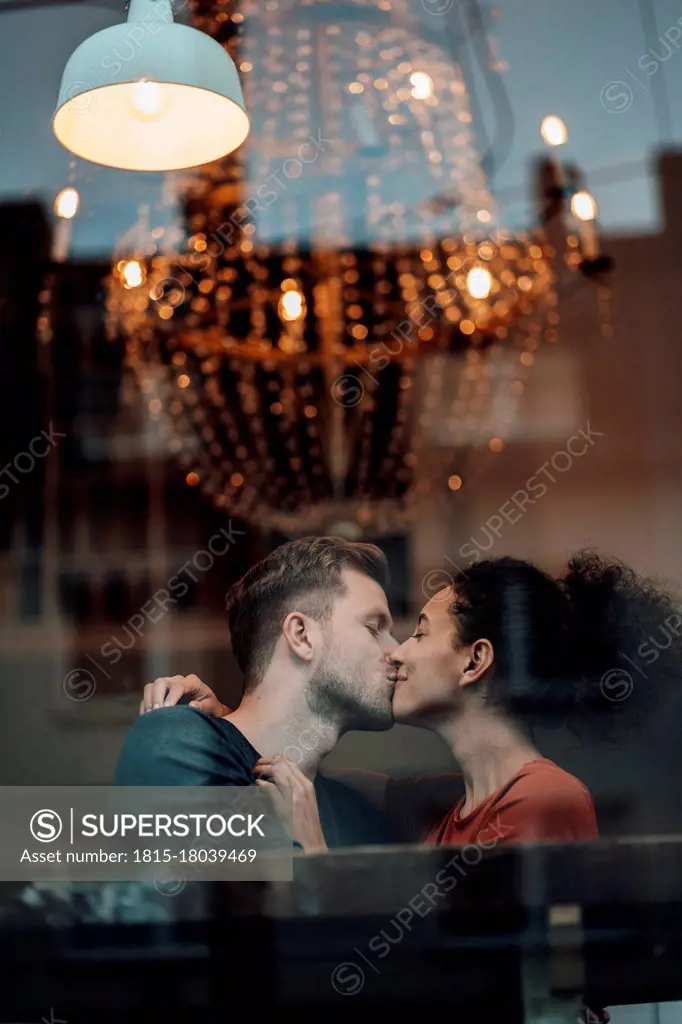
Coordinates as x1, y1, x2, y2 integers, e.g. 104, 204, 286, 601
391, 585, 473, 724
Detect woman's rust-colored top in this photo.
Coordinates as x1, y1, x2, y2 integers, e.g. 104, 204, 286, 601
425, 758, 598, 847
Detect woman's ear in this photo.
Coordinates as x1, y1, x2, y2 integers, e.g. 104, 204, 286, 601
460, 638, 494, 688
281, 611, 316, 663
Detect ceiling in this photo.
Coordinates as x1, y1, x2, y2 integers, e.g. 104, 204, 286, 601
0, 0, 120, 11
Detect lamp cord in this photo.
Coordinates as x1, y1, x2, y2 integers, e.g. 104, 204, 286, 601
459, 0, 516, 184
638, 0, 673, 145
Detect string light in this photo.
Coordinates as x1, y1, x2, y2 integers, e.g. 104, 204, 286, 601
52, 184, 80, 262
466, 266, 493, 300
54, 187, 79, 219
540, 115, 567, 147
571, 190, 600, 260
409, 71, 434, 100
121, 260, 145, 289
278, 287, 305, 322
570, 191, 597, 222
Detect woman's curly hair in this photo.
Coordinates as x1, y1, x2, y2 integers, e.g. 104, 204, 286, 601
447, 550, 681, 737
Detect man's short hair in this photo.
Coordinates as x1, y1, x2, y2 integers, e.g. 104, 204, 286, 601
225, 536, 389, 688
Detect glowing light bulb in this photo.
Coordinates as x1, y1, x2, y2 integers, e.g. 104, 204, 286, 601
129, 80, 169, 121
571, 191, 599, 259
54, 187, 79, 219
540, 115, 567, 147
570, 190, 597, 221
278, 289, 305, 322
466, 266, 493, 300
409, 71, 433, 100
122, 259, 145, 288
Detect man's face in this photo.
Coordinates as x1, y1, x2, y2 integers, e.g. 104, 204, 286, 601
308, 568, 398, 731
390, 585, 469, 725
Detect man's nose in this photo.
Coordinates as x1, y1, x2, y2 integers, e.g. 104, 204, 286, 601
382, 634, 400, 655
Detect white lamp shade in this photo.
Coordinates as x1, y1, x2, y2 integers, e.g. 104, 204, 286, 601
53, 1, 249, 171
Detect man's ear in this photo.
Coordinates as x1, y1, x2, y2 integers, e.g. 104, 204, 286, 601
281, 611, 316, 663
460, 638, 494, 688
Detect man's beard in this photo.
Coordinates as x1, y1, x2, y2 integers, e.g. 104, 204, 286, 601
306, 643, 394, 732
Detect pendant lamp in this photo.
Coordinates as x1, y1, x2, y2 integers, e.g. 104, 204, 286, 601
53, 0, 250, 171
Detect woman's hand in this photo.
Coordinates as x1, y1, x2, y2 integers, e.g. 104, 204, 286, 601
139, 675, 230, 718
252, 755, 328, 854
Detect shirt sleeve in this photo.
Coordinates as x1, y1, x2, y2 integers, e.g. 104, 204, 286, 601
113, 707, 254, 786
490, 773, 598, 844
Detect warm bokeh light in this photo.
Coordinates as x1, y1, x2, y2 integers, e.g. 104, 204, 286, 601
540, 115, 567, 147
409, 71, 434, 100
102, 8, 564, 537
54, 187, 79, 219
278, 289, 306, 322
571, 190, 598, 221
185, 471, 200, 486
122, 260, 144, 289
466, 266, 493, 299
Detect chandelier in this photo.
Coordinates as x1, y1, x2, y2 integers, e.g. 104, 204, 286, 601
106, 0, 558, 534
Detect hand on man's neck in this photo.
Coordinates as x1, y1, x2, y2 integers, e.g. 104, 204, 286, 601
224, 668, 341, 780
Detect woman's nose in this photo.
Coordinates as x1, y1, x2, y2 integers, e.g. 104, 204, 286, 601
387, 648, 403, 670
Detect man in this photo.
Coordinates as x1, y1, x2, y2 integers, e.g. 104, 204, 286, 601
114, 535, 427, 846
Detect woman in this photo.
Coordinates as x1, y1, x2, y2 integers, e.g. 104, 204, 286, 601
144, 551, 680, 851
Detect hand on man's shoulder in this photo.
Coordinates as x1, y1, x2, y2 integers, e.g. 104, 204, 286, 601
136, 702, 214, 727
113, 705, 255, 787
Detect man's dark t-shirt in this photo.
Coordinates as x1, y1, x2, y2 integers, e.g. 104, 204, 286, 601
113, 706, 396, 848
